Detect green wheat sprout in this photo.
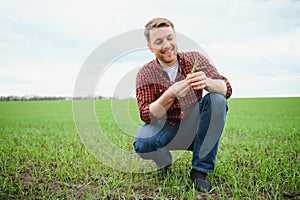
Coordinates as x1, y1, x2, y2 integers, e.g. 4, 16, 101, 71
190, 58, 207, 74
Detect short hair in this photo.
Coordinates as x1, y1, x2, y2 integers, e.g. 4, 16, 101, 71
144, 17, 175, 43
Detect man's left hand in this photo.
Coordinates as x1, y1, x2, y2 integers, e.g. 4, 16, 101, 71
186, 72, 207, 90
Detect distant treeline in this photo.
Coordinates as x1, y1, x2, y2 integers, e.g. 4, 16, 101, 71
0, 96, 68, 101
0, 96, 134, 101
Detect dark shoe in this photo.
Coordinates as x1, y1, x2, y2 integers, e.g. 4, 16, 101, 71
190, 169, 212, 192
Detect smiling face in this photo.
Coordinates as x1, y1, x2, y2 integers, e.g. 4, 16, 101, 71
147, 26, 178, 67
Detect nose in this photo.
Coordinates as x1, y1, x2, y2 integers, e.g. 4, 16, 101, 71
162, 39, 171, 49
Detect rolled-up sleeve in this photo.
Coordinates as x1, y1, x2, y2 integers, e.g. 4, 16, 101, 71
136, 70, 159, 124
223, 77, 232, 99
196, 53, 232, 99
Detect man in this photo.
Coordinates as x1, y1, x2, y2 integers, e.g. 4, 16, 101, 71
133, 17, 232, 192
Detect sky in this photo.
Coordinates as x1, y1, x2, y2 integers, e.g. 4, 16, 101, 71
0, 0, 299, 98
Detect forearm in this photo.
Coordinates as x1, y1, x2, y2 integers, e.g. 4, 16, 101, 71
149, 89, 176, 118
205, 78, 227, 97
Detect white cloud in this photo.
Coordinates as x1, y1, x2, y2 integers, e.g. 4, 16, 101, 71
231, 72, 300, 98
208, 27, 300, 72
0, 0, 299, 97
0, 60, 80, 96
96, 51, 153, 98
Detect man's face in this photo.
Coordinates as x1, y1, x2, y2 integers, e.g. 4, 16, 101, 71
148, 26, 178, 67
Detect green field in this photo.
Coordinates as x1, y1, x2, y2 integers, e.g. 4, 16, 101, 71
0, 98, 299, 199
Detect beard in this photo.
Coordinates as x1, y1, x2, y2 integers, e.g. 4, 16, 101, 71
157, 48, 178, 66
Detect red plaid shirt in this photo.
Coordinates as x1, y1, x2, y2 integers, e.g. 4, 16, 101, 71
136, 51, 232, 126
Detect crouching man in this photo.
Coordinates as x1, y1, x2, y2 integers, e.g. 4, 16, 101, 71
133, 17, 232, 192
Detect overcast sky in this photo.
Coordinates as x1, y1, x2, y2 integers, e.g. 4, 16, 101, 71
1, 0, 299, 98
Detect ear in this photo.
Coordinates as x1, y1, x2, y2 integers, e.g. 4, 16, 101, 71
147, 43, 154, 53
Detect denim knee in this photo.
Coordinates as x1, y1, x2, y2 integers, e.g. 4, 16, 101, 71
133, 138, 143, 154
133, 137, 155, 154
209, 93, 227, 112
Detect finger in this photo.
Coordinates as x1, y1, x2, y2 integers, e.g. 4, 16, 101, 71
187, 72, 205, 80
188, 71, 205, 78
190, 80, 205, 86
191, 80, 206, 89
177, 80, 189, 89
193, 83, 206, 90
187, 76, 205, 85
186, 73, 198, 80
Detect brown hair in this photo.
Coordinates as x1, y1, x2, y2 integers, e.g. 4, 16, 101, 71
144, 17, 175, 43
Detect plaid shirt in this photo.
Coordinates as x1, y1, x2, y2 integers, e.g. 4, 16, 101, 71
136, 51, 232, 126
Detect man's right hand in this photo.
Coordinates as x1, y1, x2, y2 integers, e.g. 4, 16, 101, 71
168, 80, 191, 99
149, 80, 190, 118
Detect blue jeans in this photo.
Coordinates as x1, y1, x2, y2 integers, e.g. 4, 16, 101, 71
133, 93, 227, 173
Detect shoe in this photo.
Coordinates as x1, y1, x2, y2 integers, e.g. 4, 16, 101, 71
190, 169, 212, 192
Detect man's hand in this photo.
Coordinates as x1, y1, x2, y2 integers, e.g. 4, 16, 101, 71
149, 80, 190, 118
168, 80, 191, 98
186, 72, 207, 90
186, 71, 227, 96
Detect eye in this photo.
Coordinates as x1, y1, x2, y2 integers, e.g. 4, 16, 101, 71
167, 35, 174, 41
154, 39, 162, 45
